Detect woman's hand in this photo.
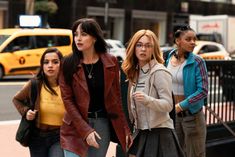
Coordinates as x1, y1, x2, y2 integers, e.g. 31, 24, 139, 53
132, 91, 148, 104
126, 134, 133, 151
175, 103, 183, 113
86, 131, 101, 148
26, 109, 37, 120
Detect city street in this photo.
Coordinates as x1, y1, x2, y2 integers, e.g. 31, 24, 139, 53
0, 120, 29, 157
0, 120, 117, 157
0, 73, 234, 157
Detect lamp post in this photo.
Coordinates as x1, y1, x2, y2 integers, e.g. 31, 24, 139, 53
25, 0, 35, 15
104, 0, 109, 33
97, 0, 116, 38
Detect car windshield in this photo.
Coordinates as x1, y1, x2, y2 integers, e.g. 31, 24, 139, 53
115, 42, 125, 48
0, 35, 10, 45
105, 40, 125, 49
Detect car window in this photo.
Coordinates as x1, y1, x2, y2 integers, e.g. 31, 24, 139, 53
36, 35, 71, 48
115, 43, 125, 48
36, 36, 55, 48
0, 35, 10, 45
3, 36, 32, 52
106, 43, 113, 49
199, 45, 219, 54
56, 36, 70, 46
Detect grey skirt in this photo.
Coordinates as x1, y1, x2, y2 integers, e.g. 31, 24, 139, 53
129, 128, 185, 157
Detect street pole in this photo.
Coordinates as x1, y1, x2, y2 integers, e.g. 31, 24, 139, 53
25, 0, 35, 15
71, 0, 77, 24
104, 0, 109, 38
97, 0, 116, 38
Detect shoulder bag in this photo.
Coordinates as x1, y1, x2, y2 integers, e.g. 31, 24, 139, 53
15, 79, 37, 147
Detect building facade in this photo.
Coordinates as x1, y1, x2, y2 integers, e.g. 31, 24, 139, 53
0, 0, 8, 28
5, 0, 235, 45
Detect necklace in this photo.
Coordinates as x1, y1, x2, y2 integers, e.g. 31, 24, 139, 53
84, 63, 94, 79
140, 68, 150, 74
171, 57, 185, 67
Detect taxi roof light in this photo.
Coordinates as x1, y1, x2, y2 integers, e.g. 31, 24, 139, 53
19, 15, 42, 28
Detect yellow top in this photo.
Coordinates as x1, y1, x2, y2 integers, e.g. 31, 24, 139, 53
40, 85, 65, 126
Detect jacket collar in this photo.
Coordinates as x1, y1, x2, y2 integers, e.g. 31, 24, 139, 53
167, 49, 195, 66
140, 60, 155, 73
141, 59, 170, 76
100, 53, 116, 68
100, 53, 117, 98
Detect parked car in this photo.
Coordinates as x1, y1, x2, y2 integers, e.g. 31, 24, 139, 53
105, 39, 126, 62
0, 28, 72, 79
160, 41, 231, 60
193, 41, 231, 60
230, 51, 235, 59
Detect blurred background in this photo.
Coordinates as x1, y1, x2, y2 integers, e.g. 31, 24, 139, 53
0, 0, 234, 48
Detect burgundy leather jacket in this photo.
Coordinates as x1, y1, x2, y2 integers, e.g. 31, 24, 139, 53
59, 53, 131, 157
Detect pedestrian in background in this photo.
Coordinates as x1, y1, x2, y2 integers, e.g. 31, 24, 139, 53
122, 29, 185, 157
13, 47, 65, 157
165, 25, 208, 157
59, 18, 132, 157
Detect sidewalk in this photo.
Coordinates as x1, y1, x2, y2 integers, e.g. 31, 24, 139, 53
0, 120, 117, 157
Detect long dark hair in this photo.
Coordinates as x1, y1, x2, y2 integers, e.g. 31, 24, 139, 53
36, 47, 63, 95
62, 18, 107, 85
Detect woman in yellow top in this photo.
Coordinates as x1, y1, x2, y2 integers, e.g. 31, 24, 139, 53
12, 47, 65, 157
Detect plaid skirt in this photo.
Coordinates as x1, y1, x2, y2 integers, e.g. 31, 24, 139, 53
129, 128, 185, 157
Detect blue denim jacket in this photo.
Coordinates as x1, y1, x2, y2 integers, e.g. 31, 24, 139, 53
165, 49, 208, 114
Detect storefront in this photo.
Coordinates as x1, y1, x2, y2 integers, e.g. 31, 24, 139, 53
0, 0, 8, 28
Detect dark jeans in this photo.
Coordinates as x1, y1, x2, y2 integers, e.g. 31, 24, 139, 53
29, 128, 64, 157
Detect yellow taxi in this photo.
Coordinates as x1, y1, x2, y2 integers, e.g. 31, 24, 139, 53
0, 28, 72, 79
161, 41, 231, 61
193, 41, 231, 60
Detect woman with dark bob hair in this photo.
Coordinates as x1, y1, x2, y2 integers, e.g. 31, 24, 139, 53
59, 18, 132, 157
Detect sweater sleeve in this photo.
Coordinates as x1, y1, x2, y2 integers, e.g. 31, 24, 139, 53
180, 57, 208, 110
12, 80, 32, 116
144, 69, 173, 113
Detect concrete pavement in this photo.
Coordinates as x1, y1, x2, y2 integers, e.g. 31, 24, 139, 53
0, 120, 117, 157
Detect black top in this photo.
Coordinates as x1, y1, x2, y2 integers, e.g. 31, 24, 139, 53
82, 59, 106, 113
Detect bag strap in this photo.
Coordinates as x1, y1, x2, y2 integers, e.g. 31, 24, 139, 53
30, 79, 38, 110
170, 92, 176, 127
